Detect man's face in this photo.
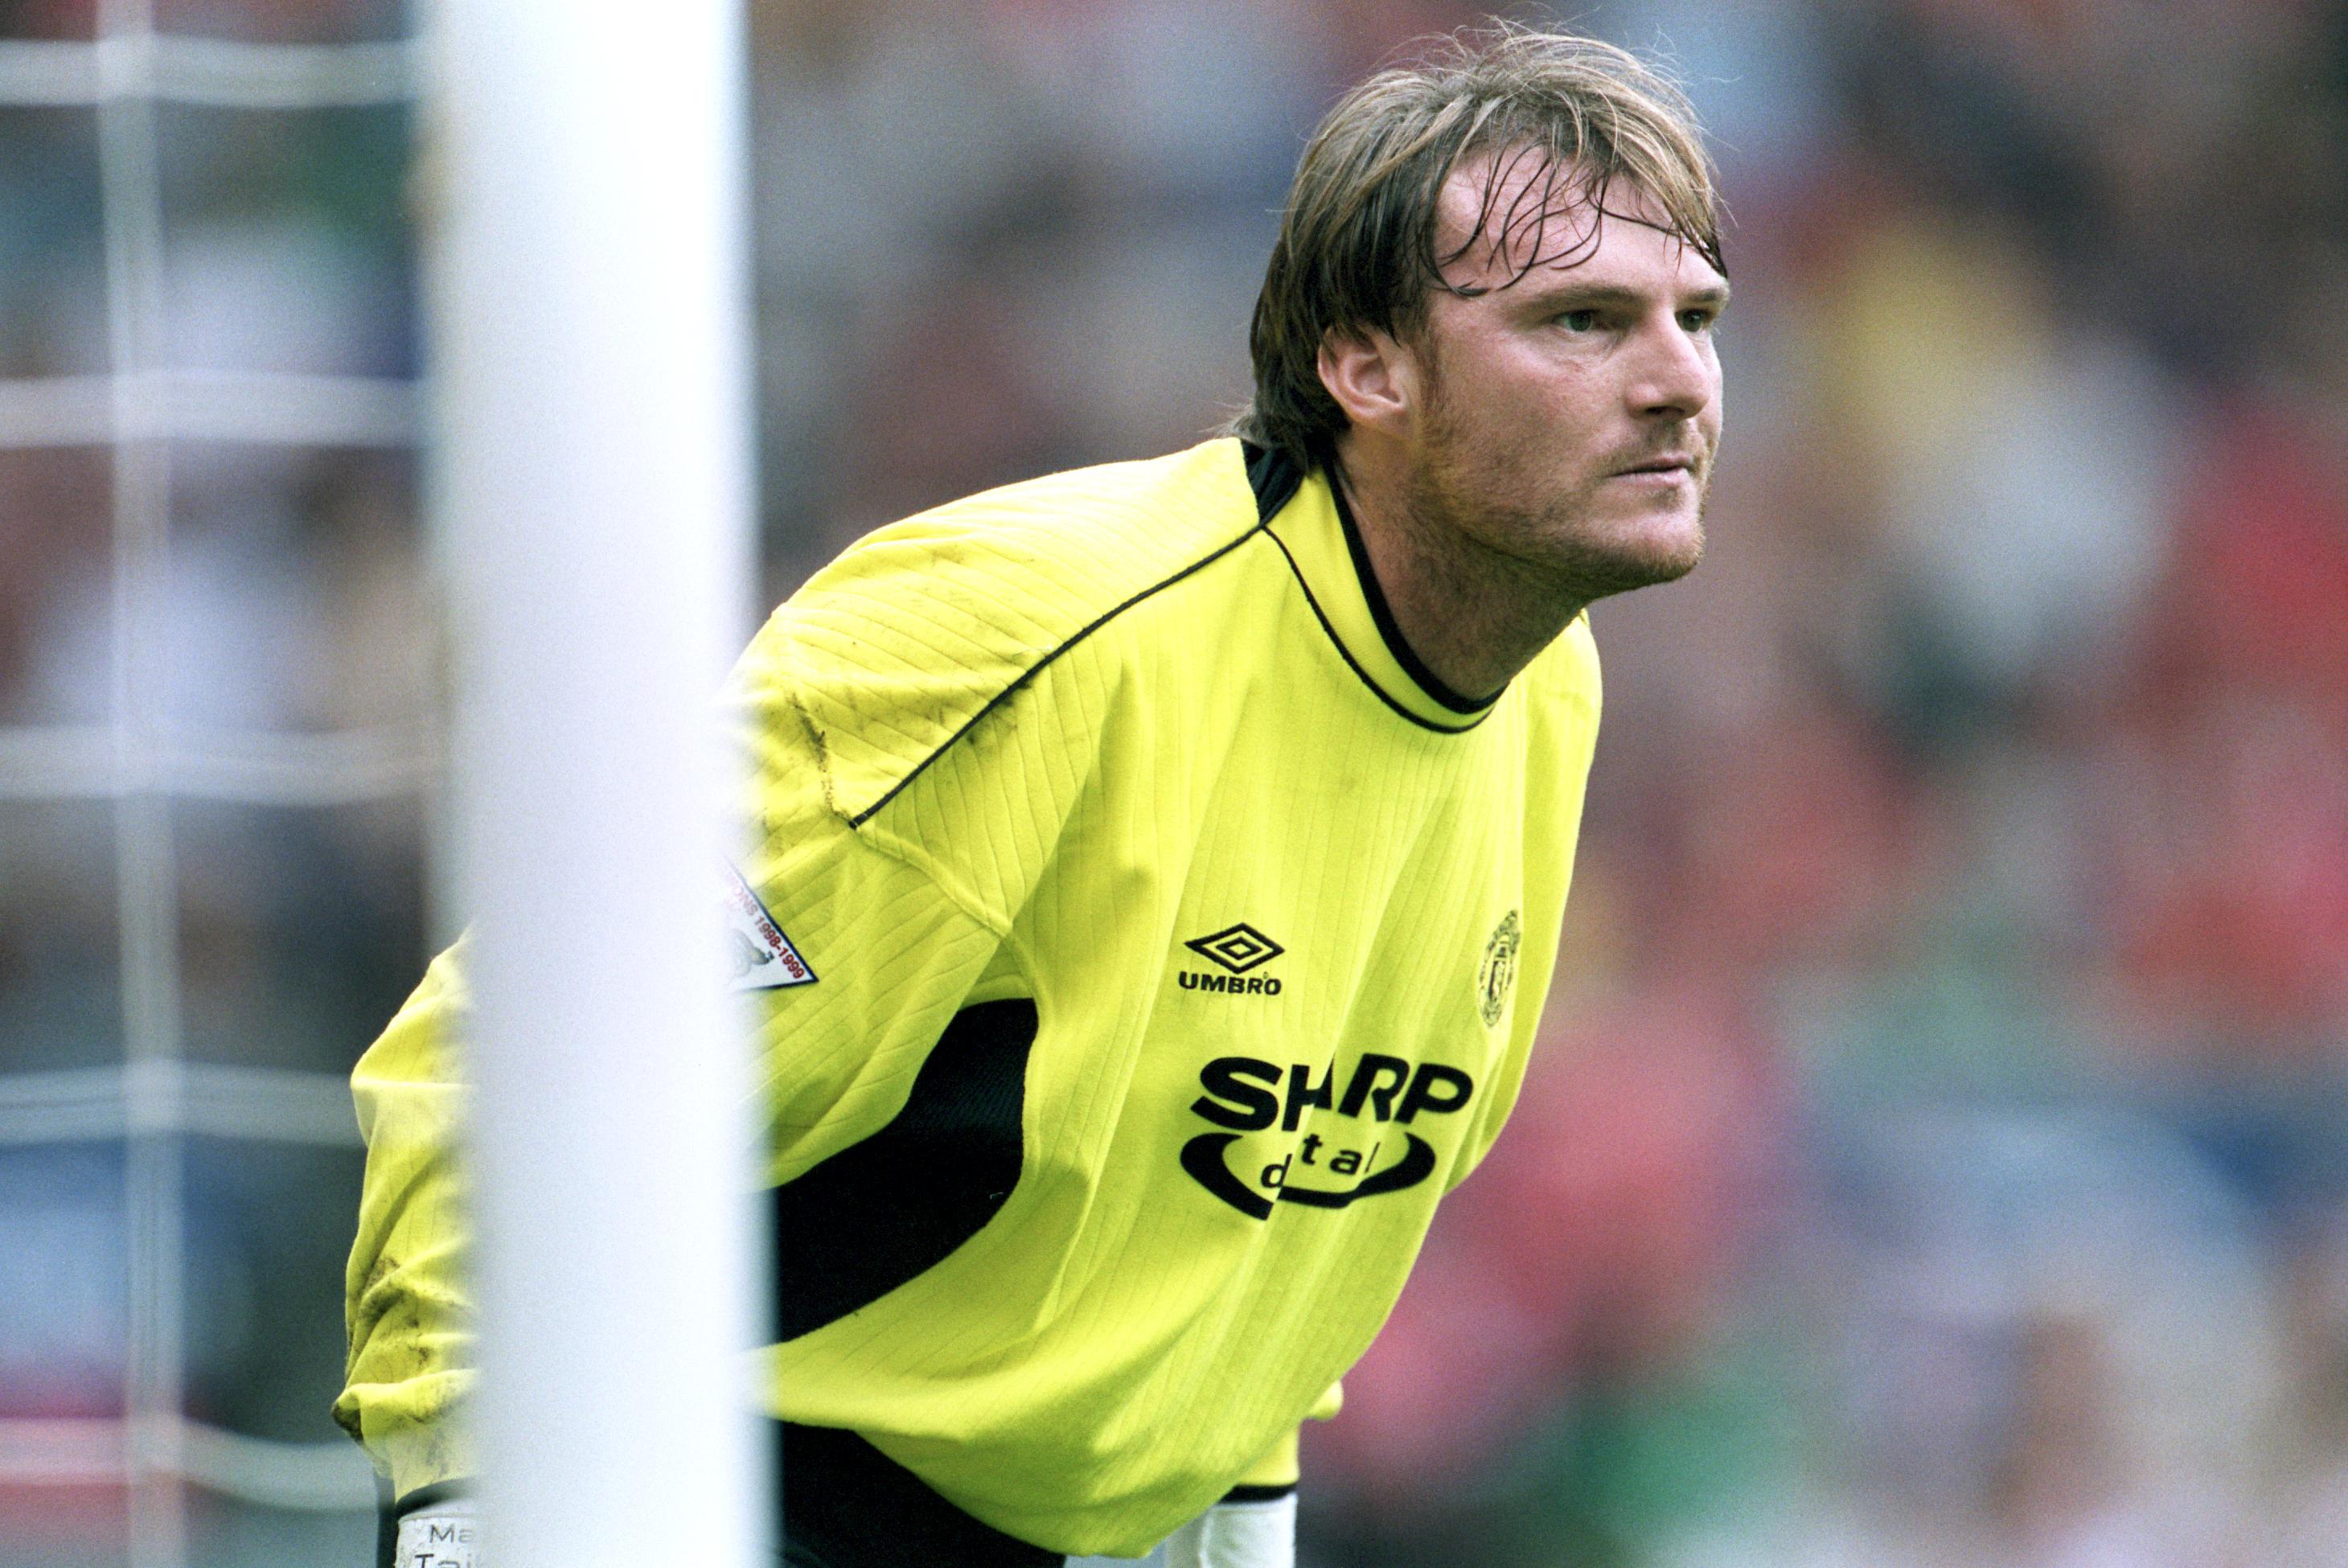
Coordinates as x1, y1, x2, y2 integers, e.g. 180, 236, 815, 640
1396, 152, 1726, 601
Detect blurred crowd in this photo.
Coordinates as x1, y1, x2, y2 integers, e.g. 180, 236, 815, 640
2, 0, 2345, 1564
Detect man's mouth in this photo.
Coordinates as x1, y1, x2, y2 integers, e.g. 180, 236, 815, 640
1611, 454, 1698, 481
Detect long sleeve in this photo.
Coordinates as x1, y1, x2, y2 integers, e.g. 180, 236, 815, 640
334, 944, 478, 1500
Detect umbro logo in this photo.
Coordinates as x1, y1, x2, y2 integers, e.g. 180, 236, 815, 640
1185, 923, 1283, 973
1179, 923, 1284, 997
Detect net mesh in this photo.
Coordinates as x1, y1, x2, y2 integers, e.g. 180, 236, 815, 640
0, 4, 425, 1561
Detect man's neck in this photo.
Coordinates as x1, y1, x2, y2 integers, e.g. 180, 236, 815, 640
1328, 446, 1588, 704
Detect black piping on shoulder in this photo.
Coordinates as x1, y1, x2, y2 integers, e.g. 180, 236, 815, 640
845, 479, 1272, 830
1221, 1482, 1299, 1504
1325, 471, 1502, 716
774, 998, 1039, 1339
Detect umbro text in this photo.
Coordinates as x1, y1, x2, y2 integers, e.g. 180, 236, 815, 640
1178, 971, 1283, 996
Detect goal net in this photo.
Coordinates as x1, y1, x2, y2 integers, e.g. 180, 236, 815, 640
0, 3, 765, 1564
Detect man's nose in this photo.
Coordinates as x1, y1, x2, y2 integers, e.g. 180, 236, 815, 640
1625, 317, 1715, 421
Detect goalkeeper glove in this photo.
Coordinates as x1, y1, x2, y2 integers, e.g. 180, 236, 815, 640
1162, 1488, 1296, 1568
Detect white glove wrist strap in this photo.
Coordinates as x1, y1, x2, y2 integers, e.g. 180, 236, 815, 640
392, 1496, 478, 1568
1163, 1490, 1297, 1568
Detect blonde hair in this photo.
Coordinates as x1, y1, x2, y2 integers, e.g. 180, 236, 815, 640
1231, 25, 1723, 466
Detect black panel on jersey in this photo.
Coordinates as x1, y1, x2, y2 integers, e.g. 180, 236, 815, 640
778, 1420, 1062, 1567
774, 999, 1038, 1340
1242, 439, 1306, 522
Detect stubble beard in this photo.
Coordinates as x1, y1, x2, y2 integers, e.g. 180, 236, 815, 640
1404, 391, 1710, 613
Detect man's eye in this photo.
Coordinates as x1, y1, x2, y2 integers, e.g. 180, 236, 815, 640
1558, 309, 1599, 332
1679, 310, 1717, 333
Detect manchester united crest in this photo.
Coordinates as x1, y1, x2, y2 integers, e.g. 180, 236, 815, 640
1478, 909, 1521, 1028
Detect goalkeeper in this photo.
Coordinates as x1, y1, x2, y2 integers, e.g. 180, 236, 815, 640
338, 24, 1728, 1568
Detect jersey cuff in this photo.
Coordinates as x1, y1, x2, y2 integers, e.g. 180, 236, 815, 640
393, 1480, 472, 1518
339, 1368, 480, 1501
1233, 1427, 1299, 1489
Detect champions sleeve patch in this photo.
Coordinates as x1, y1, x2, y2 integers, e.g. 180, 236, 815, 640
724, 859, 817, 991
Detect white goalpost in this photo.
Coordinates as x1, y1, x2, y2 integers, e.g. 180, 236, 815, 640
429, 3, 766, 1564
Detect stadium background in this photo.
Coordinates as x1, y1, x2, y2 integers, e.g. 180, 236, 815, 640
1, 0, 2344, 1564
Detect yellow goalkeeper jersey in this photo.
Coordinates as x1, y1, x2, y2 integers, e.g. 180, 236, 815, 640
337, 437, 1602, 1557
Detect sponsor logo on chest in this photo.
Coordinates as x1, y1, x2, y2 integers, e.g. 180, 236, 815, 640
1165, 912, 1517, 1217
1179, 1053, 1476, 1221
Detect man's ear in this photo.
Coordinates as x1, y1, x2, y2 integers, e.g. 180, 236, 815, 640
1317, 326, 1418, 435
